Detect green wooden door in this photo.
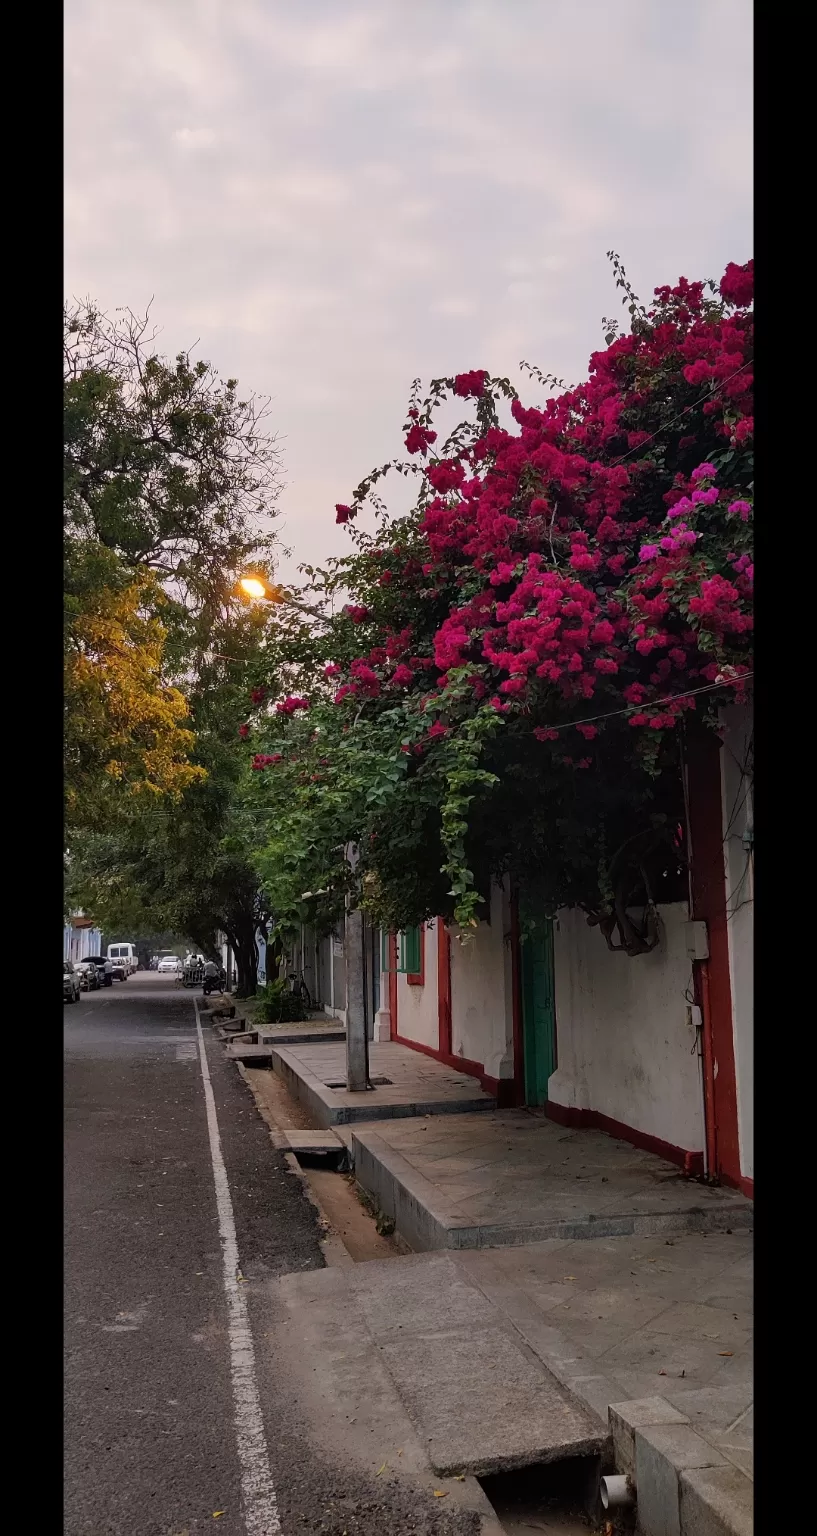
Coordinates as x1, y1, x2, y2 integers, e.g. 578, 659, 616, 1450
520, 915, 556, 1105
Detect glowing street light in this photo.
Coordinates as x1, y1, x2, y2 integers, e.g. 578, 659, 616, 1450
237, 573, 284, 602
236, 571, 333, 626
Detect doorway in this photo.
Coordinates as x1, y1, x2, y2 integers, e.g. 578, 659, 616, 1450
519, 911, 556, 1106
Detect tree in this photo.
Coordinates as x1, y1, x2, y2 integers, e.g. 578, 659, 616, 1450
64, 298, 283, 835
64, 300, 282, 630
67, 606, 282, 996
241, 258, 753, 945
64, 544, 204, 829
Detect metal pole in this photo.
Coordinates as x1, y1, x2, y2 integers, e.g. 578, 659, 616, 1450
343, 843, 370, 1092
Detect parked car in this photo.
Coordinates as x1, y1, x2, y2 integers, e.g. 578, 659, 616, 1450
157, 955, 182, 974
84, 955, 113, 987
74, 959, 99, 991
63, 961, 81, 1004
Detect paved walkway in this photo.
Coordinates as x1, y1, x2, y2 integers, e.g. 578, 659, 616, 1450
351, 1109, 753, 1246
455, 1234, 753, 1480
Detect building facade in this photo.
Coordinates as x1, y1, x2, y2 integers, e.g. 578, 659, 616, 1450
373, 706, 753, 1195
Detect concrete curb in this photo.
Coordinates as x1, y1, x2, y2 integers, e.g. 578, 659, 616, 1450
350, 1126, 754, 1249
608, 1396, 752, 1536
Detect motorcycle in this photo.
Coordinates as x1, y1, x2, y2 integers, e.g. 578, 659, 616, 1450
202, 968, 226, 997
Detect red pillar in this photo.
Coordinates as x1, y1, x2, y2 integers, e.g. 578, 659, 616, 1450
685, 729, 741, 1187
437, 920, 452, 1056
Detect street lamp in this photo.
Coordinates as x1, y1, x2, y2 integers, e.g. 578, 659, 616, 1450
343, 843, 372, 1093
236, 572, 334, 627
237, 574, 285, 602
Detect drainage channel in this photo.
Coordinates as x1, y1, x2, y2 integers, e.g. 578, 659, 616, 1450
479, 1457, 632, 1535
242, 1063, 631, 1536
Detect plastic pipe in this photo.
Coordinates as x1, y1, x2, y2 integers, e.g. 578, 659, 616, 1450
600, 1474, 635, 1510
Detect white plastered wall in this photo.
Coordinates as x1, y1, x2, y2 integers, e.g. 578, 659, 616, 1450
548, 902, 705, 1153
450, 882, 515, 1081
395, 920, 439, 1049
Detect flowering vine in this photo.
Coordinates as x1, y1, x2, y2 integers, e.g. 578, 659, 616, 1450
243, 257, 753, 936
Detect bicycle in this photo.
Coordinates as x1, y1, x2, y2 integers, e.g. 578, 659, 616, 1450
287, 972, 312, 1009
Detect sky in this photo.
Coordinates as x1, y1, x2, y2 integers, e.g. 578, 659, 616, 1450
64, 0, 752, 582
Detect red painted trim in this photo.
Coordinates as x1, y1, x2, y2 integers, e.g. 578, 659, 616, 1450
509, 891, 526, 1107
739, 1175, 754, 1200
406, 924, 425, 986
437, 920, 452, 1056
388, 933, 398, 1041
545, 1099, 704, 1175
685, 728, 741, 1186
392, 1030, 498, 1100
487, 1075, 518, 1108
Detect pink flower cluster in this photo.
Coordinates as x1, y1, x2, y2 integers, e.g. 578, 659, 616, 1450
405, 422, 438, 457
276, 696, 310, 715
252, 753, 282, 770
327, 261, 752, 742
453, 370, 488, 399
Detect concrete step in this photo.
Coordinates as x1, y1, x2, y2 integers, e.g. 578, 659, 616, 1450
609, 1399, 752, 1536
269, 1041, 495, 1128
348, 1115, 754, 1252
258, 1028, 346, 1046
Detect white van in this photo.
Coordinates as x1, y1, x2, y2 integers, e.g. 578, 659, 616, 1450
107, 942, 138, 978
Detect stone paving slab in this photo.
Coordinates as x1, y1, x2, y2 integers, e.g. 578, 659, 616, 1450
274, 1253, 605, 1480
379, 1323, 602, 1478
226, 1030, 346, 1061
259, 1022, 346, 1042
270, 1040, 495, 1127
270, 1264, 504, 1532
281, 1128, 347, 1156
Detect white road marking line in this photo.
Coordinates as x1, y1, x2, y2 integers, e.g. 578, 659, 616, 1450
194, 999, 281, 1536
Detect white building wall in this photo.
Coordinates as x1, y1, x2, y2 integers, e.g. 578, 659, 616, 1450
395, 920, 439, 1049
328, 924, 347, 1022
450, 883, 514, 1081
548, 902, 705, 1155
64, 923, 103, 963
720, 704, 754, 1181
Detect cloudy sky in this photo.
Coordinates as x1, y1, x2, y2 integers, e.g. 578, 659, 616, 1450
65, 0, 752, 581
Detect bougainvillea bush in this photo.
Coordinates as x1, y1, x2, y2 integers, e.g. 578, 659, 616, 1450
243, 258, 753, 944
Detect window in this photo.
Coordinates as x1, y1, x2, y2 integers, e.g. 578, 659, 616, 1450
382, 927, 424, 984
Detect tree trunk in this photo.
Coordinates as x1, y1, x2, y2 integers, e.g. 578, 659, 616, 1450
231, 921, 258, 998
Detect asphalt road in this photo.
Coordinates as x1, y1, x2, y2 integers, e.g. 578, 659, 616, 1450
64, 974, 481, 1536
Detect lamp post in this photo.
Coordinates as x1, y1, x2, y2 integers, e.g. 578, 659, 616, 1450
238, 572, 369, 1092
343, 843, 371, 1093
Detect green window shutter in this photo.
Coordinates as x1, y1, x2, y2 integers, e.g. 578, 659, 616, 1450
400, 926, 421, 975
